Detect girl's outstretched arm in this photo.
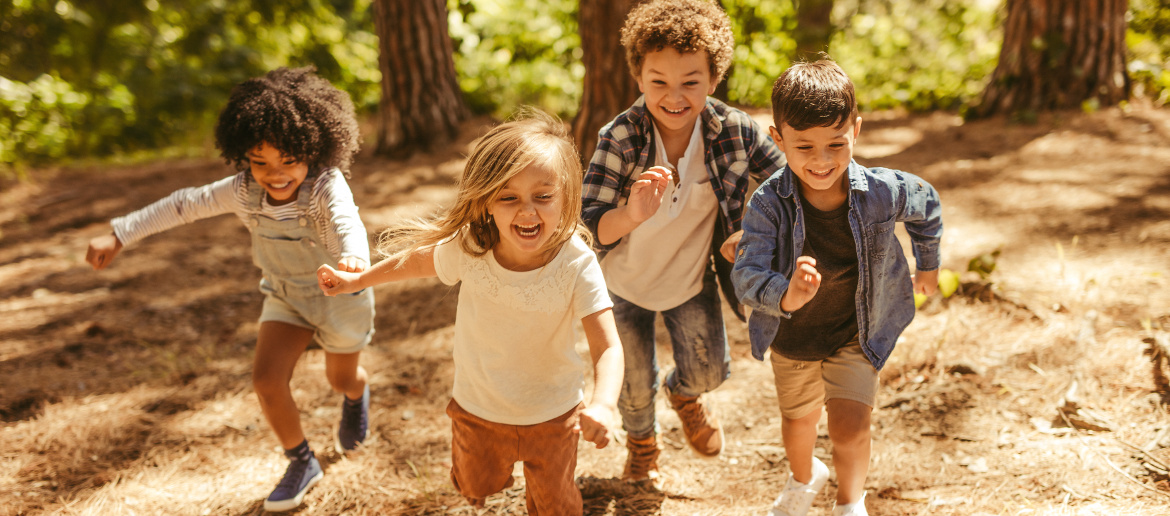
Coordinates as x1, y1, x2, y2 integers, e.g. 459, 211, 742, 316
86, 232, 123, 270
577, 307, 623, 449
318, 246, 437, 296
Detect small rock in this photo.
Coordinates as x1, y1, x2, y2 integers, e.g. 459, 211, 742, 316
402, 410, 415, 421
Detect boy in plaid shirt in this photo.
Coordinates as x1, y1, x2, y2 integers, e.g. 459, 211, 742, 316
580, 0, 785, 487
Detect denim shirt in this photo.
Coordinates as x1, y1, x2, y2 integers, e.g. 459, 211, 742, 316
732, 161, 942, 369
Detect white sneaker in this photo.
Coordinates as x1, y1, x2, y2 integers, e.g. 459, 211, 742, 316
767, 456, 829, 516
832, 492, 868, 516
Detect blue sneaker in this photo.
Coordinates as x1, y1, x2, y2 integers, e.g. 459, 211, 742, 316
264, 455, 323, 512
336, 384, 369, 453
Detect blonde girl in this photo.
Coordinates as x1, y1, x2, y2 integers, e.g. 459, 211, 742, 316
318, 110, 623, 515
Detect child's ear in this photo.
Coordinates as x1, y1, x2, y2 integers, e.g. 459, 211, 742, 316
852, 116, 863, 139
769, 126, 783, 147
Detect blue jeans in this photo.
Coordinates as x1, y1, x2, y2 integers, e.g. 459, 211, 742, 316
611, 271, 731, 438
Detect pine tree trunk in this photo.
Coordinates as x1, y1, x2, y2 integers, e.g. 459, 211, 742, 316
793, 0, 834, 61
371, 0, 468, 157
572, 0, 640, 164
974, 0, 1129, 118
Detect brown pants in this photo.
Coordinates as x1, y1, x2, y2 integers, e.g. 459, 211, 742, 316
446, 399, 583, 516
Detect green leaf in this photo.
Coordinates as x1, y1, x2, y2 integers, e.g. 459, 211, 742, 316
938, 268, 960, 298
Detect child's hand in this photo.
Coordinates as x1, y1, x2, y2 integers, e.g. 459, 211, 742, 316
576, 404, 617, 449
912, 269, 939, 296
780, 256, 821, 312
336, 256, 368, 273
317, 264, 363, 296
86, 233, 123, 270
625, 167, 670, 223
719, 230, 743, 262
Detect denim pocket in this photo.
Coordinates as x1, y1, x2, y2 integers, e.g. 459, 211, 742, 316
865, 220, 897, 258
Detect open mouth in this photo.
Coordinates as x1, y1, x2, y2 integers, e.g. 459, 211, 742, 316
662, 106, 687, 115
807, 169, 834, 179
267, 181, 293, 194
515, 223, 541, 239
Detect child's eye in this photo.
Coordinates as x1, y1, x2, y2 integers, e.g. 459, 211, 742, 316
684, 81, 699, 87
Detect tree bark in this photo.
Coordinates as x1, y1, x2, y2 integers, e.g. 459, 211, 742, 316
973, 0, 1129, 118
572, 0, 641, 165
371, 0, 468, 157
793, 0, 834, 62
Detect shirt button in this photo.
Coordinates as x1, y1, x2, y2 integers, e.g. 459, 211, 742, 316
299, 218, 308, 227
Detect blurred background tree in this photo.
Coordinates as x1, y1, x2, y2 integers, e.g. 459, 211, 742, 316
2, 0, 1169, 172
572, 0, 639, 164
972, 0, 1130, 119
371, 0, 467, 157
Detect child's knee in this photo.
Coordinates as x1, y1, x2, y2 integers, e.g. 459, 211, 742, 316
252, 371, 287, 399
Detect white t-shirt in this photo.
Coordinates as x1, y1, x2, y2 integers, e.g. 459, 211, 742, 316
434, 234, 613, 425
601, 120, 718, 311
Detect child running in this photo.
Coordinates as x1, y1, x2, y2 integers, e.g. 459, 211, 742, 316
84, 67, 374, 512
732, 58, 943, 516
317, 111, 623, 515
581, 0, 786, 486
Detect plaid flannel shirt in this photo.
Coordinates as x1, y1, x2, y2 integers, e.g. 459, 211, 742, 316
581, 96, 786, 318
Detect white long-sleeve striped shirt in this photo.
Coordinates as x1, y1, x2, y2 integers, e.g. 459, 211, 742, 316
110, 168, 370, 264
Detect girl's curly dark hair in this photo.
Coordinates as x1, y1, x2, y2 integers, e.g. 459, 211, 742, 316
215, 66, 360, 175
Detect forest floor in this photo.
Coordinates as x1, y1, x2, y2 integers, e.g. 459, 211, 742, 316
3, 103, 1170, 516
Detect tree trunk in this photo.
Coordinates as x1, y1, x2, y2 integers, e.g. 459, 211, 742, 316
793, 0, 834, 61
973, 0, 1129, 118
371, 0, 468, 157
572, 0, 641, 165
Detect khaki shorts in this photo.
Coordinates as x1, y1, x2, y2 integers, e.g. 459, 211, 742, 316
769, 341, 878, 420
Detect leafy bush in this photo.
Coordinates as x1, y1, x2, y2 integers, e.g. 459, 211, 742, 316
447, 0, 583, 118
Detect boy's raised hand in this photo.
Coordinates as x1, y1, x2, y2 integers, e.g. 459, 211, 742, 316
625, 167, 671, 223
576, 404, 617, 449
317, 264, 363, 296
86, 233, 123, 270
912, 268, 939, 296
780, 256, 821, 312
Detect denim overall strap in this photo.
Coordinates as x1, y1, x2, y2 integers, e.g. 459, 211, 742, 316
248, 177, 336, 298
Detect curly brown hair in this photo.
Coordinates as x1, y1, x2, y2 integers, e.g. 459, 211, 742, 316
771, 58, 858, 131
619, 0, 735, 83
214, 66, 360, 175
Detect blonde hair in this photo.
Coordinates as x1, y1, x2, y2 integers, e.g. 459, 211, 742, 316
377, 109, 590, 263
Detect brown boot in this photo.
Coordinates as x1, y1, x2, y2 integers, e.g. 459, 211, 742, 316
667, 388, 723, 457
622, 433, 663, 489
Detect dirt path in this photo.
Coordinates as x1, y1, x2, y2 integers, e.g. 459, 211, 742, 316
2, 106, 1169, 515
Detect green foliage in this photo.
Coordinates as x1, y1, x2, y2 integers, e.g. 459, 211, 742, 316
0, 0, 380, 168
1129, 0, 1170, 105
968, 248, 1000, 281
447, 0, 582, 118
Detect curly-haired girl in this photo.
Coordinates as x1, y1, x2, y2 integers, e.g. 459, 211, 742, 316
85, 66, 372, 511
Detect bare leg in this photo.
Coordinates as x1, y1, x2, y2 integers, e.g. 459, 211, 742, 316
324, 350, 367, 400
252, 321, 315, 449
781, 405, 823, 483
826, 398, 872, 505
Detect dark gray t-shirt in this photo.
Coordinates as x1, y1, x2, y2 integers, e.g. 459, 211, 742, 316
771, 193, 859, 361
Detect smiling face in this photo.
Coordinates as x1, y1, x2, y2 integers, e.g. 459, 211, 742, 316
248, 142, 310, 206
636, 47, 717, 138
771, 117, 862, 210
487, 162, 566, 271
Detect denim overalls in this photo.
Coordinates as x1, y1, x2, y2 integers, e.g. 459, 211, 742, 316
248, 176, 374, 354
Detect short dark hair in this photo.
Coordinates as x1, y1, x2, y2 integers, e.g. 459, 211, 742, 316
215, 66, 360, 175
619, 0, 735, 83
771, 59, 858, 131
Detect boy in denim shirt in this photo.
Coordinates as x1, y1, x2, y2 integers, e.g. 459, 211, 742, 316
581, 0, 785, 487
732, 59, 942, 516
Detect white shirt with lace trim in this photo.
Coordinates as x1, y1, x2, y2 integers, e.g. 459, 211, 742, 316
434, 234, 613, 425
